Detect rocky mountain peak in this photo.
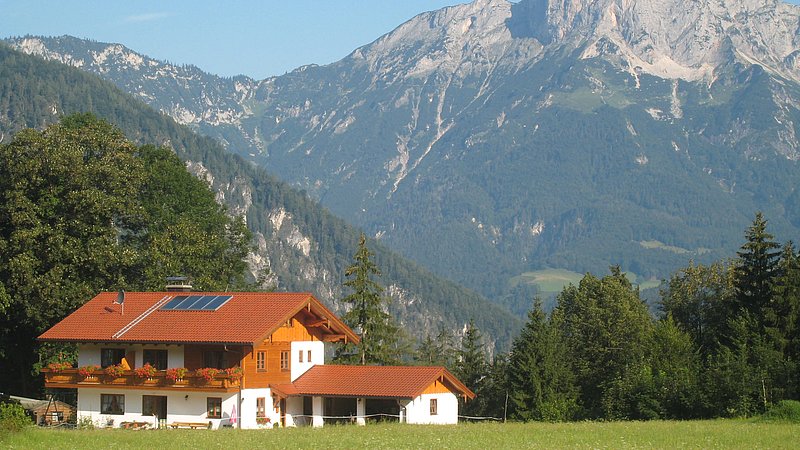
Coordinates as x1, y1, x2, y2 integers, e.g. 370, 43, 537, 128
353, 0, 800, 83
352, 0, 537, 80
512, 0, 800, 81
5, 0, 799, 308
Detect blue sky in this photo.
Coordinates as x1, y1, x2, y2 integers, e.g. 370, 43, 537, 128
2, 1, 799, 80
0, 0, 462, 79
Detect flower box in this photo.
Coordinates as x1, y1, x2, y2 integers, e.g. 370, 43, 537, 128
78, 365, 101, 378
104, 364, 125, 378
134, 363, 157, 379
224, 366, 243, 381
165, 367, 188, 383
47, 361, 73, 373
195, 367, 219, 382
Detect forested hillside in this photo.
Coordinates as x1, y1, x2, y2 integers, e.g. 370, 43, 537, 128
0, 44, 520, 398
453, 214, 799, 421
10, 0, 799, 304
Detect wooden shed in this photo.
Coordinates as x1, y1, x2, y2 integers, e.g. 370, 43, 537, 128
12, 395, 76, 426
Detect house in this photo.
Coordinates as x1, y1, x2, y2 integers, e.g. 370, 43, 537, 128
39, 289, 474, 429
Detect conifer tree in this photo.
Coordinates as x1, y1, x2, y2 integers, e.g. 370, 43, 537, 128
414, 334, 438, 365
772, 243, 800, 398
507, 299, 577, 421
455, 319, 489, 417
336, 233, 402, 365
734, 212, 781, 320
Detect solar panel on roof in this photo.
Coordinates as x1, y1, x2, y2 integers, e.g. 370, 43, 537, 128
203, 295, 232, 310
183, 295, 208, 309
160, 295, 188, 310
159, 295, 233, 311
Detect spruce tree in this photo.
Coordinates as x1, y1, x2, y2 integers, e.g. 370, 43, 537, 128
335, 233, 402, 365
455, 319, 489, 417
507, 299, 577, 421
734, 212, 781, 319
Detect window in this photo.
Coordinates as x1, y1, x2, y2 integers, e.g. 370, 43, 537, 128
143, 349, 168, 370
101, 394, 125, 415
280, 351, 289, 371
430, 398, 438, 416
256, 397, 266, 418
256, 351, 266, 371
203, 350, 225, 369
100, 349, 125, 368
307, 350, 312, 362
298, 349, 303, 363
207, 397, 222, 418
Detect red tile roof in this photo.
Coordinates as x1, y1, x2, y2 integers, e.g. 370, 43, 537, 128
272, 365, 475, 400
38, 291, 358, 345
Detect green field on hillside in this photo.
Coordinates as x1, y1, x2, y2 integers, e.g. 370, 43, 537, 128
2, 420, 798, 449
511, 268, 661, 296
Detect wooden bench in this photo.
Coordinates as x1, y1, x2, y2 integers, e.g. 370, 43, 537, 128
169, 422, 210, 429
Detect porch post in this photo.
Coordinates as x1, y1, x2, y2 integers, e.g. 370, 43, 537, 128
356, 398, 366, 426
312, 396, 324, 427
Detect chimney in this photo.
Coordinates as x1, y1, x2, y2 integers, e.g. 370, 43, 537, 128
165, 276, 192, 292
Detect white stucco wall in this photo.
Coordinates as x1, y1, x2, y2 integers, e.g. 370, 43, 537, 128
239, 387, 280, 429
76, 344, 184, 368
404, 393, 459, 425
290, 340, 324, 381
76, 388, 238, 429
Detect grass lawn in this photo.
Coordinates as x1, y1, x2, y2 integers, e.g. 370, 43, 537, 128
510, 268, 585, 294
511, 268, 662, 295
2, 420, 798, 449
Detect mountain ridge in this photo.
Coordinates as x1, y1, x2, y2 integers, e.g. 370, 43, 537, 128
7, 0, 800, 302
0, 42, 519, 349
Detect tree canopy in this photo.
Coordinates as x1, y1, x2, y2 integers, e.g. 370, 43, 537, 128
0, 114, 251, 395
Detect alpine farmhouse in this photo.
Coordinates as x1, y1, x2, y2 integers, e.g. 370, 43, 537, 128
39, 288, 474, 429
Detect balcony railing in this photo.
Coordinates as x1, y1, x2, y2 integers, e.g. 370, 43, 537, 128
42, 368, 241, 391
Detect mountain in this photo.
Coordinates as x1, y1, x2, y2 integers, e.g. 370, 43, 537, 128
0, 43, 520, 350
8, 0, 800, 302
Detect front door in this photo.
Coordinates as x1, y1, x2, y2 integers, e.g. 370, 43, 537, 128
142, 395, 167, 421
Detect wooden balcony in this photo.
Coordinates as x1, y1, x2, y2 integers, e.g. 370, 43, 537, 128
42, 369, 241, 392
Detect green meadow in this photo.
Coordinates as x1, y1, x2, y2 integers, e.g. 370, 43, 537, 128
2, 420, 798, 449
511, 268, 661, 296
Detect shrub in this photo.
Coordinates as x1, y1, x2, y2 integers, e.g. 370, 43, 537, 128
77, 415, 95, 430
0, 402, 31, 433
760, 400, 800, 423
